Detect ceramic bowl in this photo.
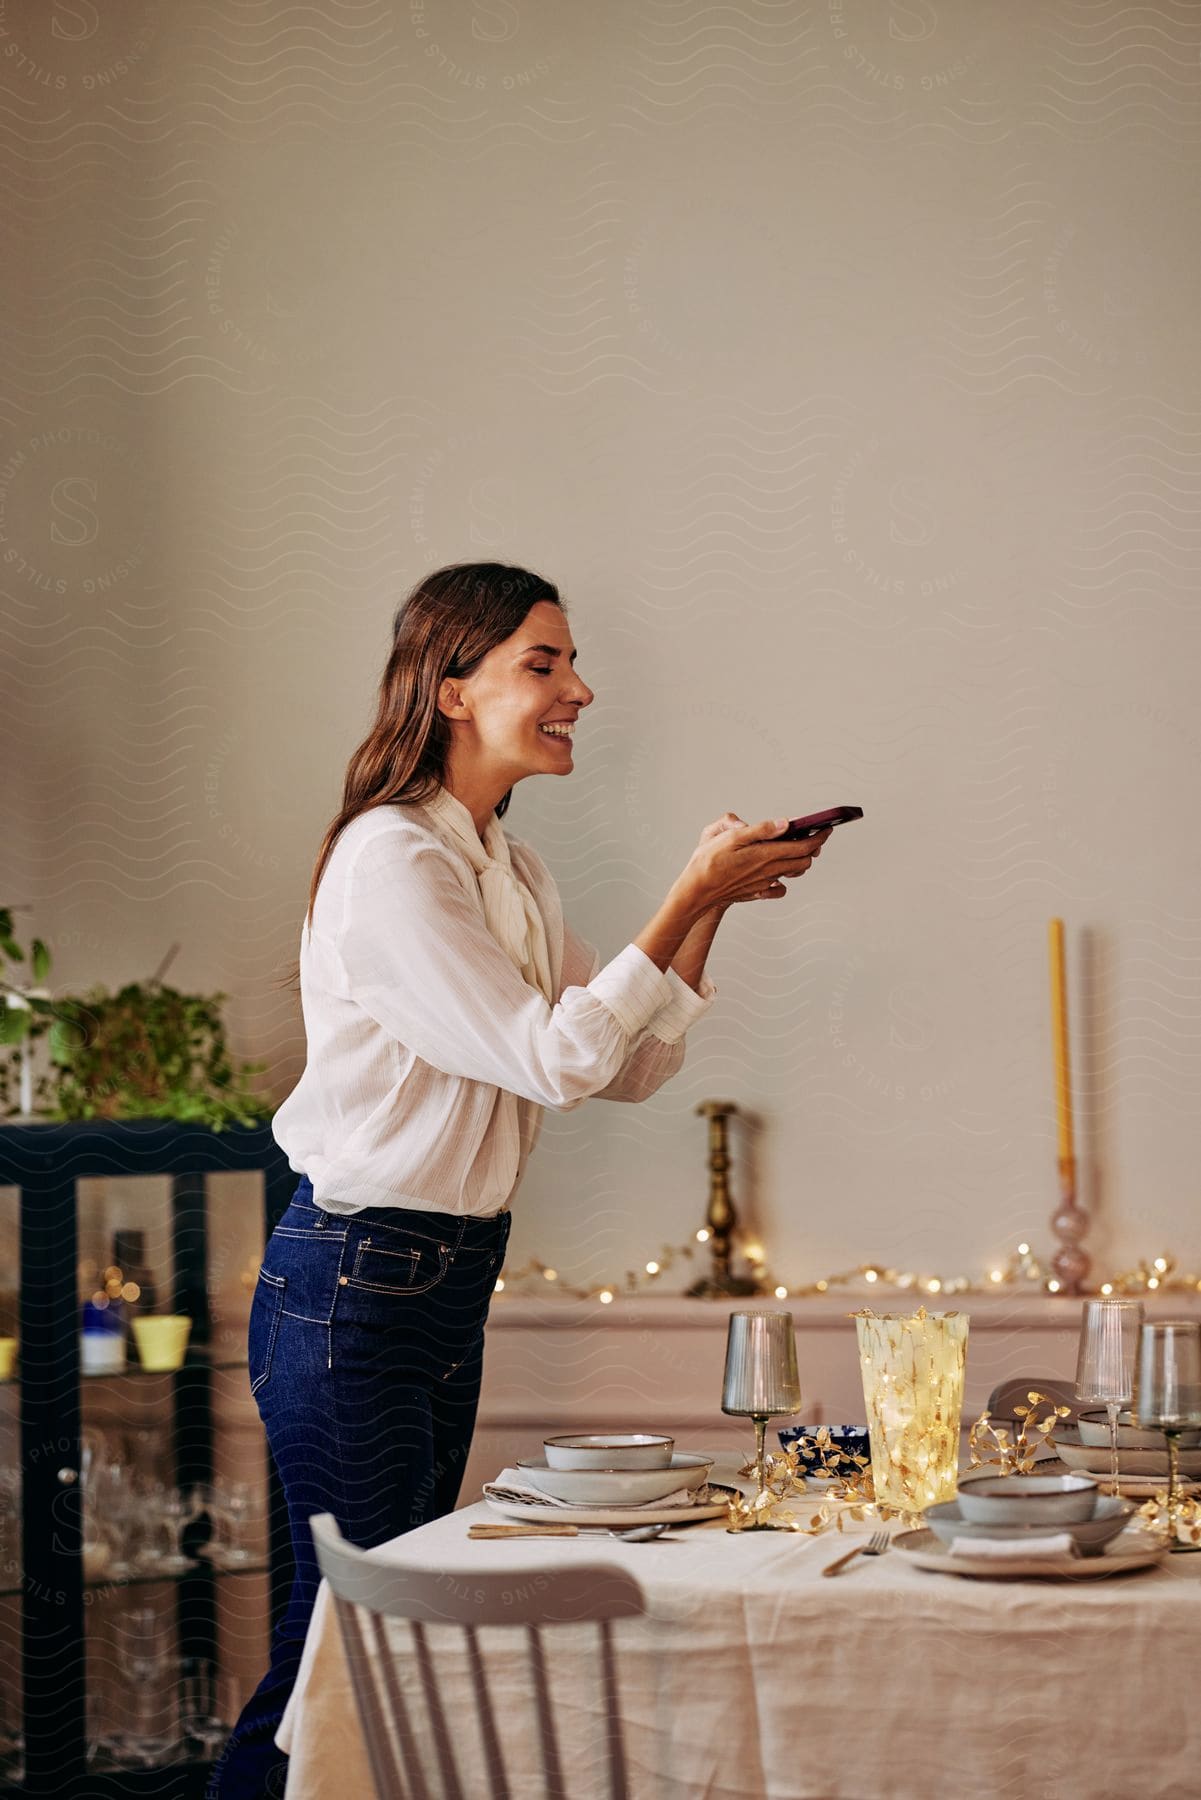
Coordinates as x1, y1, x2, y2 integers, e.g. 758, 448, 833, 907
1076, 1410, 1201, 1451
925, 1495, 1135, 1555
956, 1471, 1099, 1525
518, 1452, 712, 1506
543, 1433, 673, 1471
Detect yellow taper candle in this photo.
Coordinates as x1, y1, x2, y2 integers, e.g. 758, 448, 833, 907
1048, 918, 1074, 1165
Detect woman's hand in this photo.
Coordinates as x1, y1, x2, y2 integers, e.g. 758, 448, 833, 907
683, 813, 833, 911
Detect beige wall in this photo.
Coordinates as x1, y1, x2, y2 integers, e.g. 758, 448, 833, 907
4, 0, 1201, 1292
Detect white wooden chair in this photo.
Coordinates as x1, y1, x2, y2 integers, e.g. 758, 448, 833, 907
309, 1512, 646, 1800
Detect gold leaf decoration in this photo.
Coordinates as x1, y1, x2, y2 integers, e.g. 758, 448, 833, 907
969, 1391, 1068, 1476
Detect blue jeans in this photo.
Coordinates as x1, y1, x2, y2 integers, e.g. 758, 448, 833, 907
208, 1174, 511, 1799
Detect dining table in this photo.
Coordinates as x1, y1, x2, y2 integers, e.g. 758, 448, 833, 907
278, 1451, 1201, 1800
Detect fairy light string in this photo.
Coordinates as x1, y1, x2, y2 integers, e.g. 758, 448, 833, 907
492, 1237, 1201, 1304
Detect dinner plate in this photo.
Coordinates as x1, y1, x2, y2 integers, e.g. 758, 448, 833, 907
1044, 1447, 1201, 1490
483, 1483, 739, 1529
1058, 1432, 1201, 1476
892, 1526, 1165, 1581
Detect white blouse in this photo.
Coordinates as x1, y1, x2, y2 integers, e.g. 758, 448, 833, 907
271, 801, 717, 1216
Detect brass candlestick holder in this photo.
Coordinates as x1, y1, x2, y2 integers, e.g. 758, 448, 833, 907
686, 1100, 762, 1298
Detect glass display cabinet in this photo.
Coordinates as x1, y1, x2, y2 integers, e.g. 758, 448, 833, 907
0, 1121, 296, 1796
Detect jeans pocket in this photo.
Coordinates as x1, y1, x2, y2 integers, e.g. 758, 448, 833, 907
248, 1268, 287, 1397
346, 1235, 451, 1297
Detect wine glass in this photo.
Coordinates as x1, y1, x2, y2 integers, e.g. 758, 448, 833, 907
110, 1608, 179, 1766
206, 1479, 262, 1567
1074, 1298, 1143, 1495
721, 1310, 802, 1530
180, 1657, 237, 1761
87, 1453, 139, 1580
140, 1486, 197, 1576
0, 1680, 23, 1784
1134, 1319, 1201, 1552
0, 1467, 21, 1584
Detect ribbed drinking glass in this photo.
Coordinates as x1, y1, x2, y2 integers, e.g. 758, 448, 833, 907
1074, 1298, 1143, 1495
721, 1311, 802, 1522
1134, 1319, 1201, 1551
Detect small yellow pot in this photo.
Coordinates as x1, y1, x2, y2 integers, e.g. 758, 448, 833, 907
131, 1314, 192, 1372
0, 1338, 16, 1382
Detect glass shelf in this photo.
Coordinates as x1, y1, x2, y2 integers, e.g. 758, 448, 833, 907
67, 1757, 215, 1797
0, 1560, 269, 1602
85, 1559, 269, 1593
0, 1353, 250, 1387
80, 1356, 249, 1381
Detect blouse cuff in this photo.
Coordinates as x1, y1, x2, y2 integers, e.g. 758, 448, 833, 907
588, 943, 676, 1038
645, 967, 718, 1044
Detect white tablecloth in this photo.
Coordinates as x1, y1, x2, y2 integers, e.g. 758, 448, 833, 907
279, 1454, 1201, 1800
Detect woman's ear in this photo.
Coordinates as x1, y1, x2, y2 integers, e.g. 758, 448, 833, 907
437, 679, 462, 719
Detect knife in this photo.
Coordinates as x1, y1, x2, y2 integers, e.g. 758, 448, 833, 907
467, 1523, 580, 1539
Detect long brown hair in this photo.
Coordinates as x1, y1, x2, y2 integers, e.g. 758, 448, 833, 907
277, 562, 563, 991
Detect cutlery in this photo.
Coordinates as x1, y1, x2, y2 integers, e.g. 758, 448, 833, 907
821, 1529, 890, 1577
468, 1524, 580, 1539
467, 1522, 673, 1542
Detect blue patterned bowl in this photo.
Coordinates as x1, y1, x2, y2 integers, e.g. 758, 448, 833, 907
777, 1425, 871, 1476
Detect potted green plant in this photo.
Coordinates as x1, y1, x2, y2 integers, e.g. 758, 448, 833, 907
0, 920, 273, 1130
0, 907, 53, 1118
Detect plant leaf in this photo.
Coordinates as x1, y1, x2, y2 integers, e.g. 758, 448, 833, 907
0, 1007, 29, 1045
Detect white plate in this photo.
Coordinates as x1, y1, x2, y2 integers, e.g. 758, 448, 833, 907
1055, 1437, 1201, 1480
1076, 1411, 1201, 1451
483, 1484, 738, 1529
1039, 1459, 1201, 1499
893, 1526, 1165, 1580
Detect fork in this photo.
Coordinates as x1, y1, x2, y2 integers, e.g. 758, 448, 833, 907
821, 1529, 890, 1577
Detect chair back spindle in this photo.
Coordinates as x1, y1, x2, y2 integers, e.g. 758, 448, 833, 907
465, 1626, 511, 1800
527, 1623, 566, 1796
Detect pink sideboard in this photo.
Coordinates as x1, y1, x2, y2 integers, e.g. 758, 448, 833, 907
461, 1291, 1201, 1503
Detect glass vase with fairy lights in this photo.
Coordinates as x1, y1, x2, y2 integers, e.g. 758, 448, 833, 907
855, 1307, 969, 1523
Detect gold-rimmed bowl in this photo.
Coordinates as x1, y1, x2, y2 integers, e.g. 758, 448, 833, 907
543, 1433, 674, 1471
956, 1471, 1099, 1526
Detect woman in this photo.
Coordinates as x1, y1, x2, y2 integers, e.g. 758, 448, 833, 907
211, 561, 830, 1797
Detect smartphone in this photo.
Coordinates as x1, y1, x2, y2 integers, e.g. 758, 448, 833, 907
778, 805, 864, 841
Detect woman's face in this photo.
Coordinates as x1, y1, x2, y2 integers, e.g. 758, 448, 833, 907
441, 600, 594, 788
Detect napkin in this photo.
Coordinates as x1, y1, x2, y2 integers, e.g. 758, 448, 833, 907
483, 1469, 714, 1510
948, 1532, 1078, 1559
